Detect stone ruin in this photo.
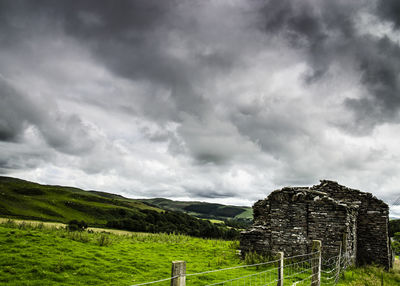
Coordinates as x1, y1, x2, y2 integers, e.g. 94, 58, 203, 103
240, 180, 392, 269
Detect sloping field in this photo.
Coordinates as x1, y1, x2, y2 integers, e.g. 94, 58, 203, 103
0, 176, 161, 226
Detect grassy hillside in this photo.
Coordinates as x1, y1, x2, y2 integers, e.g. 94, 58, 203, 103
0, 176, 241, 239
139, 198, 253, 221
0, 176, 253, 225
0, 176, 160, 226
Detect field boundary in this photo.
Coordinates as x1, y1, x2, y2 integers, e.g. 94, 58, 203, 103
133, 240, 353, 286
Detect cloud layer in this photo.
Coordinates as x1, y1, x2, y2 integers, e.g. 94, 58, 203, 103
1, 0, 400, 215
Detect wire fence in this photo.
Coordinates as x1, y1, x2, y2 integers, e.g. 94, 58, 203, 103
186, 257, 282, 286
321, 252, 354, 285
284, 252, 319, 285
131, 240, 354, 286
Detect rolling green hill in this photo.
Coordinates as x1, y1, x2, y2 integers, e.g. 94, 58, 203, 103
139, 198, 253, 221
0, 176, 243, 239
0, 176, 161, 226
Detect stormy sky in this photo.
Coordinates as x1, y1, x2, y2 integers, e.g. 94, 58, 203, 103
1, 0, 400, 215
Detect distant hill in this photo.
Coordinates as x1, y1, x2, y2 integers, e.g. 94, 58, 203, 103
139, 198, 253, 221
0, 176, 247, 238
0, 176, 161, 226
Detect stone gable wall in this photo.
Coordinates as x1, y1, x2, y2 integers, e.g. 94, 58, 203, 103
315, 181, 390, 268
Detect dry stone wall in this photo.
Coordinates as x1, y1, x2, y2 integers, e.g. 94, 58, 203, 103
240, 180, 391, 269
314, 181, 391, 268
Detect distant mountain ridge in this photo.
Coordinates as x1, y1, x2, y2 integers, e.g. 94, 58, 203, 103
139, 198, 253, 221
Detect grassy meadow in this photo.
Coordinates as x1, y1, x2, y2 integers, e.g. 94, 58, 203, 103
0, 219, 254, 285
336, 262, 400, 286
2, 219, 400, 286
0, 219, 329, 286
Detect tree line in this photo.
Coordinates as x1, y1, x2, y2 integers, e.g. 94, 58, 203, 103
105, 209, 240, 240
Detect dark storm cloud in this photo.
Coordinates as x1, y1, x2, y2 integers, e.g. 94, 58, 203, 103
40, 0, 257, 166
0, 0, 176, 83
260, 0, 357, 75
346, 36, 400, 131
0, 77, 96, 156
0, 78, 28, 141
0, 0, 265, 167
0, 0, 252, 185
259, 0, 400, 132
47, 0, 228, 125
60, 0, 179, 84
0, 144, 52, 173
378, 0, 400, 28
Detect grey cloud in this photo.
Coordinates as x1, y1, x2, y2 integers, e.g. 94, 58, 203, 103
54, 0, 209, 116
48, 0, 264, 166
231, 107, 314, 158
140, 126, 171, 143
184, 187, 237, 199
177, 114, 260, 165
260, 0, 357, 71
378, 0, 400, 28
259, 0, 400, 132
0, 141, 53, 173
0, 0, 180, 86
344, 37, 400, 133
0, 77, 40, 142
13, 0, 245, 121
0, 0, 257, 167
0, 77, 96, 156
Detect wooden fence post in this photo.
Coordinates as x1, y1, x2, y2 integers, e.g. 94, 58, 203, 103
311, 240, 321, 286
171, 261, 186, 286
277, 252, 284, 286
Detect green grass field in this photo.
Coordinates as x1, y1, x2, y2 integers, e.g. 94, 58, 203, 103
1, 218, 399, 285
0, 220, 251, 285
336, 262, 400, 286
0, 219, 323, 285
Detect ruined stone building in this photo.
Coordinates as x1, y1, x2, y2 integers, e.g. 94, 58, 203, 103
240, 180, 392, 269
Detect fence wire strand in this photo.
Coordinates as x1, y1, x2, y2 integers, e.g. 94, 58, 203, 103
132, 250, 354, 286
131, 275, 179, 286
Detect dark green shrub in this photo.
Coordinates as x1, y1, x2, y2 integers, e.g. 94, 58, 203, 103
67, 220, 88, 231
